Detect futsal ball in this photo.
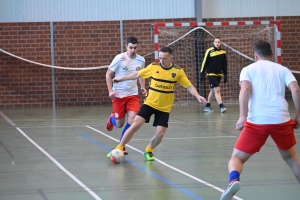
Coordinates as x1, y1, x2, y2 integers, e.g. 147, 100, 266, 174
110, 149, 124, 164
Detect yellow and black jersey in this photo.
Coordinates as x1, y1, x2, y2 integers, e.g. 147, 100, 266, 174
138, 62, 192, 113
200, 47, 227, 76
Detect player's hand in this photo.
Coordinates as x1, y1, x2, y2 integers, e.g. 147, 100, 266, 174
236, 117, 246, 130
224, 75, 227, 83
294, 117, 300, 129
140, 87, 147, 95
112, 77, 122, 83
108, 91, 116, 98
197, 96, 207, 104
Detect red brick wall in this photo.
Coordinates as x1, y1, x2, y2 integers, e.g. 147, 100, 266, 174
53, 21, 121, 106
0, 22, 52, 107
279, 16, 300, 72
0, 16, 299, 107
278, 16, 300, 98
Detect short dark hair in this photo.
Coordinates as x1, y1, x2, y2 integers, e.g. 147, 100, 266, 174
126, 36, 138, 45
159, 46, 172, 54
253, 40, 272, 58
214, 37, 221, 42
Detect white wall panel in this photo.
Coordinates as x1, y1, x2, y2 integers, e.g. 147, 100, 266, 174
240, 1, 278, 18
1, 0, 299, 23
277, 0, 300, 16
202, 0, 300, 18
0, 0, 195, 22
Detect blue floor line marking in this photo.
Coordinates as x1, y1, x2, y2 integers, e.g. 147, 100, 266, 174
127, 159, 202, 200
77, 132, 203, 200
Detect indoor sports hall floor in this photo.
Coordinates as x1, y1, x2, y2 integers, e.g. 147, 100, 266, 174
0, 103, 299, 200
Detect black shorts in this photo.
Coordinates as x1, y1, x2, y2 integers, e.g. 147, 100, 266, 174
208, 76, 221, 88
137, 104, 169, 128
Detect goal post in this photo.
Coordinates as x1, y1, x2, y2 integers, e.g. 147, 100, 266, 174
152, 20, 281, 104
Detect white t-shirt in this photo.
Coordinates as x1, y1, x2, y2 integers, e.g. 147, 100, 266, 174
240, 60, 296, 124
109, 52, 145, 98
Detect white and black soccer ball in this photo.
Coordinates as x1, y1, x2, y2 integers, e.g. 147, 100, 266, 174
110, 149, 124, 164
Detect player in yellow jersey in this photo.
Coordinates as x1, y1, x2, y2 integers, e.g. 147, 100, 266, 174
110, 46, 207, 161
200, 37, 228, 113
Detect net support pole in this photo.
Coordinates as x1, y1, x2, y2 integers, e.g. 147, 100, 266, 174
120, 20, 123, 52
151, 24, 154, 61
195, 28, 206, 97
50, 21, 56, 107
194, 0, 202, 22
274, 16, 278, 63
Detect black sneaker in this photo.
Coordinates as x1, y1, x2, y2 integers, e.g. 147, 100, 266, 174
123, 147, 128, 155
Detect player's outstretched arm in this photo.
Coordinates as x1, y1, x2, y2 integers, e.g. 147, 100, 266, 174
106, 69, 116, 98
187, 85, 207, 104
288, 81, 300, 129
138, 77, 147, 95
113, 71, 140, 83
236, 80, 251, 130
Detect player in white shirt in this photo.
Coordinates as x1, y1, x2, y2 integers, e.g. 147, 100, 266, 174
221, 40, 300, 200
105, 36, 146, 155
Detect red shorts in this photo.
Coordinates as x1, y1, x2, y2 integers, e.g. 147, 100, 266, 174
235, 120, 296, 154
112, 95, 140, 119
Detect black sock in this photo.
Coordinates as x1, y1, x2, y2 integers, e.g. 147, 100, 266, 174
219, 103, 224, 108
206, 103, 211, 107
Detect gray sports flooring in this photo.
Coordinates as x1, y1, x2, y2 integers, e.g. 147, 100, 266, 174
0, 103, 299, 200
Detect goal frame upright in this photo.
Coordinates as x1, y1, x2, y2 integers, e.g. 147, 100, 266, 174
153, 20, 281, 63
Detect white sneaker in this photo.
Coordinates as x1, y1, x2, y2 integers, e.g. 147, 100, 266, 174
204, 106, 212, 112
220, 181, 241, 200
221, 106, 227, 113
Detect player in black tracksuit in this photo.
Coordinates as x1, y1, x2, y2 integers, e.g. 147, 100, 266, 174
200, 37, 228, 113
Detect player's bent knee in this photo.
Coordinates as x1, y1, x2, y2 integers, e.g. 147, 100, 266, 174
115, 122, 125, 128
156, 131, 165, 138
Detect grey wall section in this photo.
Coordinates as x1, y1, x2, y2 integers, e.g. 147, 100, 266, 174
202, 0, 300, 18
0, 0, 195, 22
195, 0, 203, 22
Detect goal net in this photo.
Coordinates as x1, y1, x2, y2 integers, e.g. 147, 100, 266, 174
152, 21, 281, 105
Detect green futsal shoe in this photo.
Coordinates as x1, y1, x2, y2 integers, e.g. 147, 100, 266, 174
144, 152, 155, 161
107, 151, 111, 158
